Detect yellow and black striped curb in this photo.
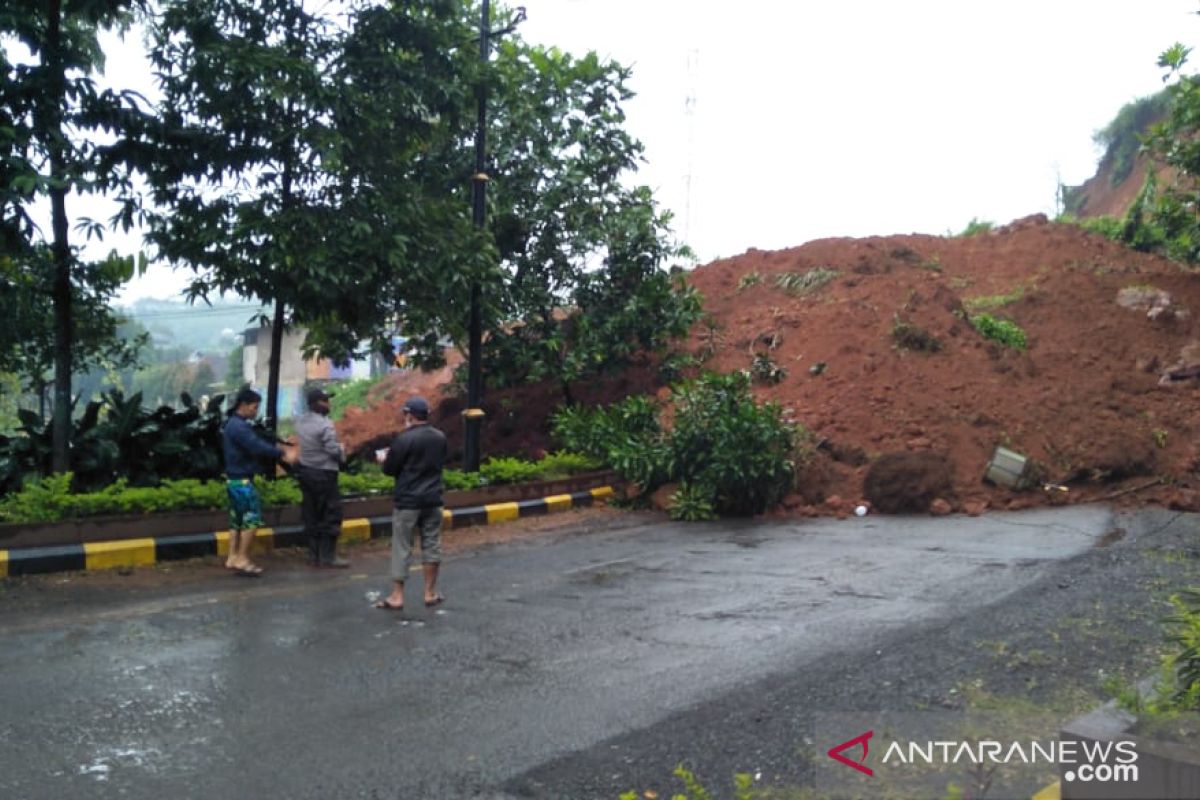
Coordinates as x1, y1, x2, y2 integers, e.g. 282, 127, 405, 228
0, 487, 614, 578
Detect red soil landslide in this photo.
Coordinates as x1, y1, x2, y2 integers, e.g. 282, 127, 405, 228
686, 214, 1200, 516
338, 214, 1200, 517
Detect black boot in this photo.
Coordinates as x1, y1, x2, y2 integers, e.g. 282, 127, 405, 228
320, 535, 349, 568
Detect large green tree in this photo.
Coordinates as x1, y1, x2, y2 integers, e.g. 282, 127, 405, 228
1, 0, 148, 470
145, 0, 699, 428
324, 11, 701, 401
0, 247, 144, 421
470, 42, 701, 401
144, 0, 348, 433
292, 0, 480, 365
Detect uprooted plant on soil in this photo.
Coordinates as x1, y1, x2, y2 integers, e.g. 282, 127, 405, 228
552, 372, 809, 521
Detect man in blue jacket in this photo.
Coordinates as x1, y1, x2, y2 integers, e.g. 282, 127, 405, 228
222, 388, 298, 576
374, 396, 448, 611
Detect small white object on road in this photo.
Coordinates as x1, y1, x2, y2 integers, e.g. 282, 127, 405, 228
855, 505, 868, 516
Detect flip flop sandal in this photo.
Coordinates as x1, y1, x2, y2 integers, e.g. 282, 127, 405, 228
234, 565, 264, 577
424, 595, 446, 609
374, 599, 404, 611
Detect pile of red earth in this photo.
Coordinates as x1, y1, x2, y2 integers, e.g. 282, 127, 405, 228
339, 214, 1200, 516
685, 214, 1200, 516
337, 349, 660, 463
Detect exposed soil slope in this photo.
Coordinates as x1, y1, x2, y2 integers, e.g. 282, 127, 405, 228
1067, 150, 1158, 220
338, 215, 1200, 515
684, 214, 1200, 514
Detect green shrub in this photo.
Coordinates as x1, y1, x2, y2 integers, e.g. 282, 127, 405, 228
970, 313, 1028, 350
1071, 214, 1126, 242
0, 390, 234, 497
620, 766, 757, 800
443, 469, 481, 492
658, 351, 699, 384
551, 396, 662, 462
1112, 588, 1200, 723
328, 376, 386, 421
336, 470, 396, 496
536, 451, 602, 478
668, 483, 716, 521
557, 372, 805, 518
775, 268, 838, 296
669, 372, 805, 516
957, 218, 994, 236
749, 353, 787, 384
1163, 588, 1200, 710
0, 452, 600, 523
480, 457, 544, 485
606, 436, 673, 492
0, 474, 226, 523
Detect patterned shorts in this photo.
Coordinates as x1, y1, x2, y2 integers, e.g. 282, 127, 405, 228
226, 479, 264, 530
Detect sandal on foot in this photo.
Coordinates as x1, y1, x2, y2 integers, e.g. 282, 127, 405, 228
374, 598, 404, 611
424, 595, 445, 609
234, 565, 264, 577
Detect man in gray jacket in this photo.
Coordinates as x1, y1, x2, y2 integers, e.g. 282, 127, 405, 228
295, 387, 348, 568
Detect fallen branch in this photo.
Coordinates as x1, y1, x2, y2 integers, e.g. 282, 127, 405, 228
1098, 477, 1165, 502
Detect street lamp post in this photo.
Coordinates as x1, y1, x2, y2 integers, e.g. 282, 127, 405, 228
463, 0, 490, 474
464, 1, 523, 473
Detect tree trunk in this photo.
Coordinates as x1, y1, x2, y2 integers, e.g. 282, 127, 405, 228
37, 378, 48, 425
46, 0, 73, 474
265, 301, 285, 436
265, 79, 298, 440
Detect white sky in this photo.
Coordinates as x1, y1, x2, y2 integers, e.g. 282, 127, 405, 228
80, 0, 1200, 301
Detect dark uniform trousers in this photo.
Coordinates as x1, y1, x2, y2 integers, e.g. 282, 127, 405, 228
297, 466, 343, 565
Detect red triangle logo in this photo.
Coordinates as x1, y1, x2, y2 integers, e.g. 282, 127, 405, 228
827, 730, 874, 777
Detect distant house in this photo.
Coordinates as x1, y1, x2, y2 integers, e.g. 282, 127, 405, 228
240, 324, 382, 419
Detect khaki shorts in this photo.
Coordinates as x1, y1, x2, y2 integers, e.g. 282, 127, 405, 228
391, 506, 443, 580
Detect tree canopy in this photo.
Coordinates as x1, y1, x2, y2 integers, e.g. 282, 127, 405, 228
0, 0, 150, 468
320, 13, 702, 396
3, 0, 703, 477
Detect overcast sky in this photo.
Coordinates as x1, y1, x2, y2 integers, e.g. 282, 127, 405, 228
90, 0, 1200, 301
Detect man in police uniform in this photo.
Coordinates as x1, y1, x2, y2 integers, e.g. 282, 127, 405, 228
295, 387, 349, 568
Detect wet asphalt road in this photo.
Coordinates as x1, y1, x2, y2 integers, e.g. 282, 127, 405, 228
0, 506, 1162, 799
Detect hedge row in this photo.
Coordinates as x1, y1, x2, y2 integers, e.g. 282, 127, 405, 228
0, 452, 601, 524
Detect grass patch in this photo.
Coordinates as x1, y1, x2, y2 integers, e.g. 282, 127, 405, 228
970, 313, 1027, 350
776, 268, 838, 296
737, 271, 763, 291
963, 287, 1025, 312
329, 375, 387, 421
956, 217, 994, 237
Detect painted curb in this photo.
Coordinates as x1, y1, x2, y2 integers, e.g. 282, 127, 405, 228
1033, 780, 1060, 800
0, 486, 614, 578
